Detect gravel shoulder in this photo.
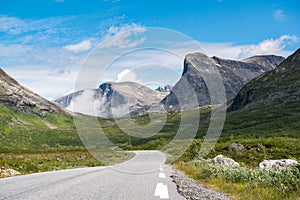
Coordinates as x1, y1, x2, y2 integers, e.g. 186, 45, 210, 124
171, 168, 231, 200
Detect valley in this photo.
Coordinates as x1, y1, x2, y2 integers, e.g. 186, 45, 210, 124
0, 49, 299, 199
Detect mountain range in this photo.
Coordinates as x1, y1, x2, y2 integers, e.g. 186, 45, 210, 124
55, 82, 168, 118
0, 48, 299, 151
55, 53, 284, 117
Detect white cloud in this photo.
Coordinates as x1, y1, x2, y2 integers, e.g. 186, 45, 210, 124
66, 90, 101, 116
64, 40, 93, 53
0, 15, 26, 34
238, 35, 298, 58
101, 23, 146, 48
200, 35, 298, 59
273, 10, 287, 22
117, 69, 130, 81
116, 68, 143, 84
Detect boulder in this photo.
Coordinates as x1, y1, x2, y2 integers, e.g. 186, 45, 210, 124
259, 159, 298, 170
0, 167, 21, 177
212, 155, 240, 167
228, 142, 246, 152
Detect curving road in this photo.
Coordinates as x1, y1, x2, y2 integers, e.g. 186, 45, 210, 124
0, 151, 185, 200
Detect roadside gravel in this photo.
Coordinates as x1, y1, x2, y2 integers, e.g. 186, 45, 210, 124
171, 169, 231, 200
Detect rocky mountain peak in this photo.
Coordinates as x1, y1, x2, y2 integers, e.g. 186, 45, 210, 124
161, 52, 285, 111
56, 81, 169, 118
156, 85, 173, 92
241, 55, 285, 69
0, 68, 68, 116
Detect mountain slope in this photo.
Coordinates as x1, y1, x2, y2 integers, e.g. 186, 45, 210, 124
223, 48, 300, 137
55, 82, 168, 118
0, 69, 68, 116
161, 53, 284, 111
0, 68, 79, 150
230, 50, 300, 111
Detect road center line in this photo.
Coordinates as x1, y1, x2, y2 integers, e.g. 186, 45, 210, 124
154, 183, 169, 199
159, 172, 166, 179
159, 164, 164, 172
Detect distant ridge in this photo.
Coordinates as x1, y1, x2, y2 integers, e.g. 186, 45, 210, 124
0, 68, 68, 116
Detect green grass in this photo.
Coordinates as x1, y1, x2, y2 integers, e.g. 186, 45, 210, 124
0, 149, 103, 176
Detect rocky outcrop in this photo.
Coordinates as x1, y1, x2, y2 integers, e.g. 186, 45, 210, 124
0, 69, 68, 116
259, 159, 298, 170
55, 82, 168, 118
212, 155, 240, 167
161, 53, 284, 111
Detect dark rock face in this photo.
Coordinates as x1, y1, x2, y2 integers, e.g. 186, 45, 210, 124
55, 82, 168, 118
161, 53, 284, 111
229, 48, 300, 111
156, 85, 173, 92
0, 68, 67, 116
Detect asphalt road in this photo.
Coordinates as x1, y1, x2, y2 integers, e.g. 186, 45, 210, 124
0, 151, 185, 200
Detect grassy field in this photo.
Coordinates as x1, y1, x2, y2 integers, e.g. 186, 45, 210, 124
0, 104, 133, 177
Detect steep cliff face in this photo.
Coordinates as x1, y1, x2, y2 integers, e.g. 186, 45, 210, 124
229, 49, 300, 111
161, 53, 284, 111
55, 82, 168, 118
0, 68, 67, 116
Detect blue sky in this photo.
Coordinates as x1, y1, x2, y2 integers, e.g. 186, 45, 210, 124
0, 0, 300, 99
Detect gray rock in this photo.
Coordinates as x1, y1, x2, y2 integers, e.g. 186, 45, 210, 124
212, 155, 240, 167
241, 55, 284, 69
228, 142, 246, 152
0, 68, 69, 116
259, 159, 298, 170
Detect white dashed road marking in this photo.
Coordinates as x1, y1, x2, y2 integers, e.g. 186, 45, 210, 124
159, 165, 164, 172
154, 183, 169, 199
159, 172, 166, 179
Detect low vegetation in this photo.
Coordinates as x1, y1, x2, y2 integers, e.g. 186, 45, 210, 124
0, 104, 133, 176
175, 161, 300, 200
0, 149, 103, 176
